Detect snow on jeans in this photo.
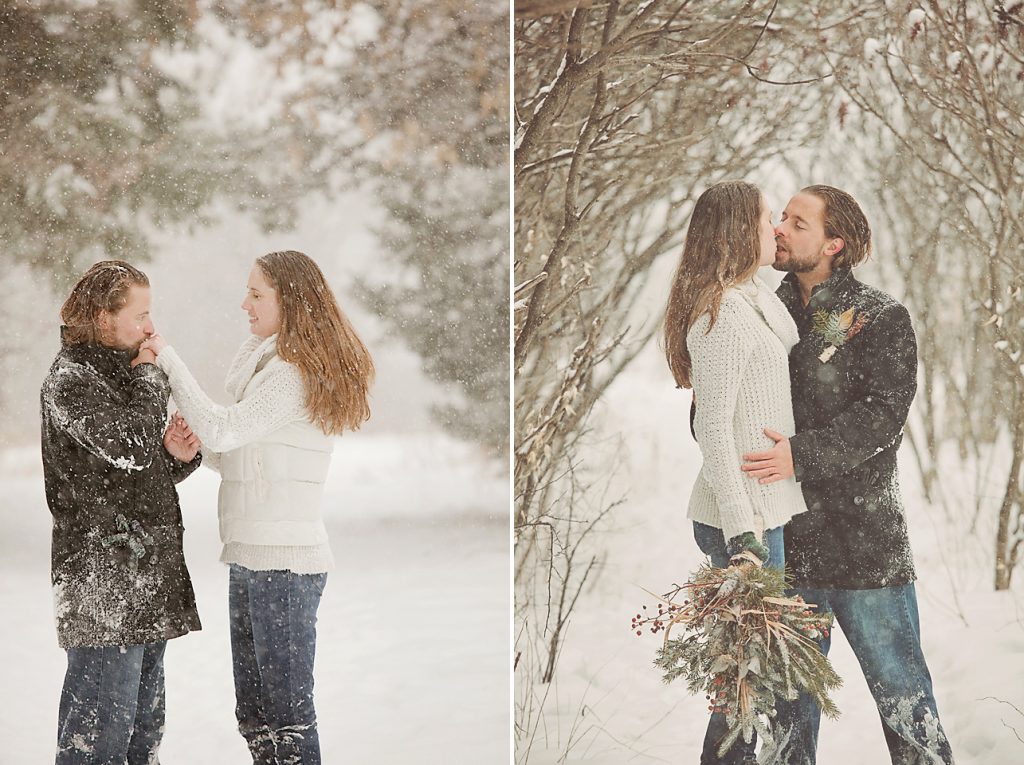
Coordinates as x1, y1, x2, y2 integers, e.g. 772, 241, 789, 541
229, 564, 327, 765
56, 641, 167, 765
767, 583, 955, 765
692, 521, 785, 765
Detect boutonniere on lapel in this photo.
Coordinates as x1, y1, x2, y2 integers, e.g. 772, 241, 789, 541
812, 307, 869, 362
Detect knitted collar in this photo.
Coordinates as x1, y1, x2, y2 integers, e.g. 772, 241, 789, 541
225, 333, 280, 401
733, 275, 800, 352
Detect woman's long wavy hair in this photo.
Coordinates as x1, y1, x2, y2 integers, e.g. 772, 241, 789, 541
257, 251, 374, 435
664, 181, 764, 389
61, 260, 149, 345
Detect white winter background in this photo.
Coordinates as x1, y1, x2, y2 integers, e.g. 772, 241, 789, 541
0, 13, 509, 764
519, 242, 1024, 764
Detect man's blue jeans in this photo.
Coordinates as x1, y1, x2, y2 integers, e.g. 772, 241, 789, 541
766, 583, 954, 765
693, 521, 785, 765
55, 641, 166, 764
229, 564, 327, 765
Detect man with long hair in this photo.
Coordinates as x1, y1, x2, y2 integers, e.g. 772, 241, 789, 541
41, 260, 202, 763
739, 187, 954, 763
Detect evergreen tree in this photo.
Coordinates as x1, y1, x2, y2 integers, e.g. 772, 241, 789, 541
0, 0, 316, 288
350, 2, 509, 457
2, 0, 509, 456
216, 0, 511, 456
1, 1, 208, 283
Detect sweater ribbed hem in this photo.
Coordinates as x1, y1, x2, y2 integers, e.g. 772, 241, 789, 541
220, 542, 334, 574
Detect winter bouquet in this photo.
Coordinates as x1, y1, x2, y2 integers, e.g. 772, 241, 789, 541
633, 558, 842, 756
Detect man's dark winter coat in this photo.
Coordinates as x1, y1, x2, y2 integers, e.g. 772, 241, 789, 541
41, 333, 202, 649
778, 266, 918, 590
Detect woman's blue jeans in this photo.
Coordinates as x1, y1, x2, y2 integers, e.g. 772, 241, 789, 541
692, 521, 785, 765
229, 564, 327, 765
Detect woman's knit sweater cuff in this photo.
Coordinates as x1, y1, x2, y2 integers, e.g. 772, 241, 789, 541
718, 503, 758, 544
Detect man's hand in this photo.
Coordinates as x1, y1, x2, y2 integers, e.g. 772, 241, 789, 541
140, 334, 167, 356
741, 429, 794, 485
131, 348, 157, 368
164, 413, 201, 462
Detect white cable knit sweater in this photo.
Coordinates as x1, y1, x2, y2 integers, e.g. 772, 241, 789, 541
686, 275, 808, 541
156, 334, 335, 573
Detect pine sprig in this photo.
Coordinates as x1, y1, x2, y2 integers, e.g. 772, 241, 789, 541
633, 563, 842, 757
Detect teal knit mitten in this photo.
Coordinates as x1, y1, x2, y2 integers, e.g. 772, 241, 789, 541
726, 531, 769, 565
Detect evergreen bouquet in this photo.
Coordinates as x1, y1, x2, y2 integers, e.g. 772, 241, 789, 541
633, 557, 842, 756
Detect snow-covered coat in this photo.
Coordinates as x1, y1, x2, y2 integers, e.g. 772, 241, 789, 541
155, 335, 334, 555
778, 267, 918, 589
40, 332, 202, 649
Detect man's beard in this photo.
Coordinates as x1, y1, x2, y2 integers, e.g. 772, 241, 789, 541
772, 247, 820, 274
101, 334, 144, 354
121, 338, 146, 355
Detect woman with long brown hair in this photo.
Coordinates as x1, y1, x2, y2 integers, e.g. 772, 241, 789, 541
663, 181, 806, 764
142, 250, 373, 764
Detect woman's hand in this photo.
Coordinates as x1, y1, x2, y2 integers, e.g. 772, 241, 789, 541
140, 334, 167, 356
726, 531, 769, 567
130, 348, 157, 368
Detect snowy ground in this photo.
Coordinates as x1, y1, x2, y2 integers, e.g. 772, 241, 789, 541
0, 431, 509, 763
518, 342, 1024, 765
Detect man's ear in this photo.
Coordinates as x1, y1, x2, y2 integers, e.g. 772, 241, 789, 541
826, 237, 845, 257
96, 310, 111, 332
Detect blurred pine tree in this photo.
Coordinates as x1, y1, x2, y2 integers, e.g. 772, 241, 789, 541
1, 1, 211, 283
